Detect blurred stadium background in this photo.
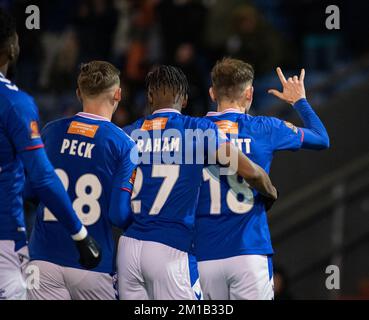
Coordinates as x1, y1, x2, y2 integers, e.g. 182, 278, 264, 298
2, 0, 369, 299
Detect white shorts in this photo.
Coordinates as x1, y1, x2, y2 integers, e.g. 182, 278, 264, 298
198, 255, 274, 300
0, 241, 28, 300
27, 260, 117, 300
117, 236, 202, 300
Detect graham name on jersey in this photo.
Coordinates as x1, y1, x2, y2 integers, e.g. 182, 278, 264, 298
134, 137, 252, 154
60, 139, 95, 159
136, 137, 181, 153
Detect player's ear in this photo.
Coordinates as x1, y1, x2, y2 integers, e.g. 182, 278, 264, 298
148, 90, 153, 107
114, 88, 122, 102
245, 86, 254, 101
8, 43, 15, 62
182, 94, 188, 109
7, 34, 20, 63
209, 87, 216, 103
76, 88, 82, 103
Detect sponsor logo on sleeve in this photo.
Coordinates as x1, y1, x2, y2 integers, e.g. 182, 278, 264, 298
129, 169, 137, 186
30, 121, 41, 139
284, 121, 298, 134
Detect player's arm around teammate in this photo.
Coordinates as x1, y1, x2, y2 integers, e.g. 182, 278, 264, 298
217, 142, 278, 200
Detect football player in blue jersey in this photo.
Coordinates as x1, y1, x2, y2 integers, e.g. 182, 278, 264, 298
0, 8, 101, 300
27, 61, 138, 300
119, 65, 277, 300
195, 58, 330, 300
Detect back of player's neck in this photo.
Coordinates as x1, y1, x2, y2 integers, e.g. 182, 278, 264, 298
151, 105, 181, 113
217, 103, 244, 113
82, 105, 112, 121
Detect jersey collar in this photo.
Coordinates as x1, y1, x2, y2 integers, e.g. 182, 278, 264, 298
0, 72, 4, 78
206, 108, 244, 117
76, 112, 110, 122
152, 108, 181, 115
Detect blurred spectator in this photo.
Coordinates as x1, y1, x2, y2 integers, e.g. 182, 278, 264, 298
3, 0, 367, 127
157, 0, 207, 61
121, 0, 162, 123
174, 43, 209, 117
49, 30, 80, 93
73, 0, 118, 62
226, 4, 285, 76
283, 0, 343, 71
38, 0, 74, 88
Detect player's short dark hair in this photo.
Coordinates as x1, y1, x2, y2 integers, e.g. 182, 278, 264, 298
145, 65, 189, 100
211, 58, 254, 101
77, 61, 120, 96
0, 8, 16, 51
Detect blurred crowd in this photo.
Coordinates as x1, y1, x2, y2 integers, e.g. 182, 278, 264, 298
2, 0, 369, 300
1, 0, 367, 126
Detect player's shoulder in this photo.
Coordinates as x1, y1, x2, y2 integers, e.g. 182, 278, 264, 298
242, 115, 284, 134
41, 116, 73, 134
104, 121, 135, 146
0, 78, 36, 112
122, 117, 145, 136
181, 115, 217, 131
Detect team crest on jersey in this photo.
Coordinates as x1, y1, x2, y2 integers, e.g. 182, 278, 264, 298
67, 121, 99, 138
30, 121, 41, 139
141, 118, 168, 131
284, 121, 298, 134
215, 120, 239, 135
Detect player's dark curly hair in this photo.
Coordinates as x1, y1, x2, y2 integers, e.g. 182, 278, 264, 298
145, 65, 189, 99
0, 8, 16, 51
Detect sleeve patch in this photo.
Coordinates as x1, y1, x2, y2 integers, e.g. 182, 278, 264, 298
30, 121, 41, 139
129, 169, 137, 186
284, 121, 298, 134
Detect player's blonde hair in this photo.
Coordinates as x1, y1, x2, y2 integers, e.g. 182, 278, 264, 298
77, 61, 120, 97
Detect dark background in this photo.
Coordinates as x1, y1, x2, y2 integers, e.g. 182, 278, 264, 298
2, 0, 369, 299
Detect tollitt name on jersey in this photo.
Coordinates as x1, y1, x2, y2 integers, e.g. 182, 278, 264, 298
60, 139, 95, 159
231, 138, 251, 154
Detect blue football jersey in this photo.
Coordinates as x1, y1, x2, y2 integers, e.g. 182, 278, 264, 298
194, 109, 304, 261
29, 112, 137, 273
0, 72, 44, 249
123, 108, 227, 253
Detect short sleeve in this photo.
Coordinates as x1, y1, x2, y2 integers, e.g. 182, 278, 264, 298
6, 99, 44, 152
268, 117, 303, 152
